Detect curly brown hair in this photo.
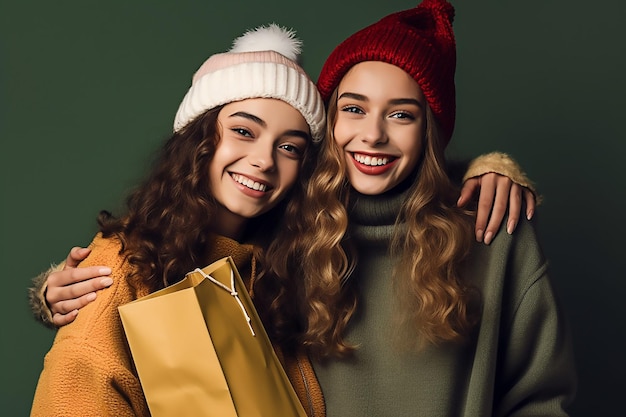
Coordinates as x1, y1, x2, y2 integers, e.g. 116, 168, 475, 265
97, 106, 318, 295
98, 108, 223, 292
260, 89, 479, 358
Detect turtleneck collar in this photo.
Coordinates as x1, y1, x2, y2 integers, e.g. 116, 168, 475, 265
348, 186, 412, 246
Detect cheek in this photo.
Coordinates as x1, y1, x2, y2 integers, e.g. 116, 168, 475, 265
207, 162, 221, 193
332, 118, 353, 148
406, 136, 423, 158
211, 139, 239, 167
401, 129, 425, 170
207, 142, 234, 184
281, 161, 301, 188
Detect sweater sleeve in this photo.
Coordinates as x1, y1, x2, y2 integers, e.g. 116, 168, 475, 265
30, 334, 146, 417
28, 262, 65, 329
30, 235, 149, 417
463, 152, 541, 202
495, 267, 577, 416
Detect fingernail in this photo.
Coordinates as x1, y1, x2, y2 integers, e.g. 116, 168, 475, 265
484, 231, 494, 245
507, 220, 515, 235
476, 229, 484, 243
456, 196, 463, 206
100, 278, 113, 287
99, 267, 112, 275
86, 293, 97, 301
527, 209, 534, 220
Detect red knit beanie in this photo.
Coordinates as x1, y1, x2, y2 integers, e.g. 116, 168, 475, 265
317, 0, 457, 145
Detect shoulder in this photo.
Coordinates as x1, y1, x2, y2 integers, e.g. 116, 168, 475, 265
78, 233, 139, 303
466, 217, 550, 308
473, 216, 546, 268
78, 233, 141, 287
79, 233, 126, 269
53, 234, 140, 341
498, 217, 546, 274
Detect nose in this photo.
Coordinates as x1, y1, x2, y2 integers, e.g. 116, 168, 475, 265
360, 115, 388, 146
248, 141, 276, 172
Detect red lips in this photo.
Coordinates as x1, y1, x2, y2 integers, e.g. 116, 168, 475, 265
350, 152, 398, 175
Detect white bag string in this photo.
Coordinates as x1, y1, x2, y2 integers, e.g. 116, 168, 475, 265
192, 268, 256, 336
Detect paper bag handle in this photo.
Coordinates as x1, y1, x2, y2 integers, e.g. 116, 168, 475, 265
191, 267, 256, 336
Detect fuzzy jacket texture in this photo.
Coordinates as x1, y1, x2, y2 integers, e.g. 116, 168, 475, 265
463, 151, 541, 203
28, 263, 62, 329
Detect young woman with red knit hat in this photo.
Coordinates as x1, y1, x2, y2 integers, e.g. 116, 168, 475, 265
263, 1, 576, 415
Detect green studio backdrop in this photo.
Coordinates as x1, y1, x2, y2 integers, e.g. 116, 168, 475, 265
1, 1, 624, 416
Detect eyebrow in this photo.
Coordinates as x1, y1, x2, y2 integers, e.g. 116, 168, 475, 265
229, 111, 311, 142
284, 129, 311, 142
230, 111, 266, 127
338, 92, 423, 108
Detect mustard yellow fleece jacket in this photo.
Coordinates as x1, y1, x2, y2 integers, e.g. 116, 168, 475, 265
30, 234, 256, 417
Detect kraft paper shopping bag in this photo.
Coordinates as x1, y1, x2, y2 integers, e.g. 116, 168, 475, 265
118, 257, 307, 417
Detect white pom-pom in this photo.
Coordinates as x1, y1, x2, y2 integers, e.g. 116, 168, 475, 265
230, 23, 302, 62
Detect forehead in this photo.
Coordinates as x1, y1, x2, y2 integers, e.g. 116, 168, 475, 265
219, 98, 308, 129
338, 61, 423, 100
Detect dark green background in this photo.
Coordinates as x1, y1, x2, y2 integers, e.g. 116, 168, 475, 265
2, 1, 624, 415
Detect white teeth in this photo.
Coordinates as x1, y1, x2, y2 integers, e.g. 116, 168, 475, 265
231, 174, 267, 192
354, 153, 390, 166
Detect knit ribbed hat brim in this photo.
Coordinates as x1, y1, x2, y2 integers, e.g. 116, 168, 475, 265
174, 25, 325, 142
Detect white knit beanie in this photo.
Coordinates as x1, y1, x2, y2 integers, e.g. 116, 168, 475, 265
174, 24, 325, 142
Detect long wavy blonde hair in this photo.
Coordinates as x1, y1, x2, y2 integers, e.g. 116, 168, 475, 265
258, 88, 479, 358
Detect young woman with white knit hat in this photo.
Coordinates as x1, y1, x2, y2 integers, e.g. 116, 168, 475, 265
30, 24, 326, 415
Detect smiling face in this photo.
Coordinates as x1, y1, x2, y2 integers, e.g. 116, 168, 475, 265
209, 98, 310, 238
333, 61, 426, 195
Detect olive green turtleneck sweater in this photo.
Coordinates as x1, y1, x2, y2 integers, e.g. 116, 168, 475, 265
313, 189, 576, 417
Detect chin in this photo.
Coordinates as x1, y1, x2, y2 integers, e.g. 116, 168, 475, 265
351, 184, 390, 196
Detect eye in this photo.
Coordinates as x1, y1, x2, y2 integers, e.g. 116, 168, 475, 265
389, 111, 415, 120
231, 127, 253, 138
341, 105, 365, 115
278, 142, 305, 159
